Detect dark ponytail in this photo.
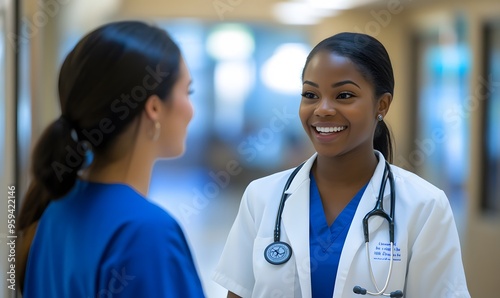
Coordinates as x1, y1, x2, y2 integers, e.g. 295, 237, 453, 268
302, 32, 395, 162
18, 117, 84, 231
374, 120, 393, 163
34, 118, 85, 196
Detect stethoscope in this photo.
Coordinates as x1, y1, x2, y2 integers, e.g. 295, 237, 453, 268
264, 161, 404, 298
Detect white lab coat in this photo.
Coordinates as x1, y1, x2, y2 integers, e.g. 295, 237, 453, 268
213, 152, 470, 298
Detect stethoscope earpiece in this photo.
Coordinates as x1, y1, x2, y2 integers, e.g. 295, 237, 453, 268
389, 290, 404, 297
353, 286, 403, 297
353, 285, 367, 295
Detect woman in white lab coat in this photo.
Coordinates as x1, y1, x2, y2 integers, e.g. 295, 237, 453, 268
213, 32, 470, 298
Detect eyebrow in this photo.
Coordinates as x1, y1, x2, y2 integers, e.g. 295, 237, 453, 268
303, 80, 319, 88
332, 80, 360, 89
302, 80, 361, 89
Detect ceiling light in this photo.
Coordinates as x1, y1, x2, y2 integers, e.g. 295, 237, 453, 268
273, 2, 338, 25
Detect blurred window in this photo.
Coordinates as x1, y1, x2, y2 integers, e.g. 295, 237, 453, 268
153, 20, 311, 170
411, 15, 470, 231
482, 21, 500, 215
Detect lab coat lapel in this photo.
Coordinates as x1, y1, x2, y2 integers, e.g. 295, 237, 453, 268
334, 152, 389, 297
282, 154, 316, 298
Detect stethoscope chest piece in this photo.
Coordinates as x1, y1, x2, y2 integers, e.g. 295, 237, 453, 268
264, 241, 292, 265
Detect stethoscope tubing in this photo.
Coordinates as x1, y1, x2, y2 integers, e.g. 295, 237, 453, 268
272, 163, 304, 242
365, 241, 395, 296
265, 163, 304, 265
266, 159, 403, 296
362, 162, 395, 243
358, 162, 402, 297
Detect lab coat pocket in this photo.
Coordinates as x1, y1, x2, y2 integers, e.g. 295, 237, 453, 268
253, 236, 298, 298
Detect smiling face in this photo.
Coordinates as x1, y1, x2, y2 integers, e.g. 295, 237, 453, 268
300, 50, 386, 159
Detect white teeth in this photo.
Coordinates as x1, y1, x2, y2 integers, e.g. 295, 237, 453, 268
315, 126, 346, 133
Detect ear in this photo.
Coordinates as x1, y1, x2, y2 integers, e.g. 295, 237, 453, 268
143, 94, 163, 122
376, 92, 393, 118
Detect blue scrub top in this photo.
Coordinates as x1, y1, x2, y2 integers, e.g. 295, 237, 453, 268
309, 173, 367, 298
24, 180, 205, 298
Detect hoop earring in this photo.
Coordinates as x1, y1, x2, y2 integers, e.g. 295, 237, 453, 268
152, 120, 161, 142
377, 114, 384, 122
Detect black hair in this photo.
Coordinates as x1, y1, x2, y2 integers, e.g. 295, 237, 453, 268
18, 20, 181, 231
302, 32, 394, 162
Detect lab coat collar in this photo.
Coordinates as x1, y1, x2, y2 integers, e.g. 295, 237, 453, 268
281, 154, 316, 297
283, 152, 317, 195
283, 151, 389, 199
281, 151, 390, 298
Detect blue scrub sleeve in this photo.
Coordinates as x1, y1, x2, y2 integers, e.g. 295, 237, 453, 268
97, 216, 205, 298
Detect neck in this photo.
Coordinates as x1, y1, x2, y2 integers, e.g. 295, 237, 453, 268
79, 117, 161, 196
313, 149, 378, 188
82, 152, 155, 197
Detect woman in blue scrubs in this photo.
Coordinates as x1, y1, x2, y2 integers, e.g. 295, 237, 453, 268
17, 21, 205, 297
213, 32, 469, 297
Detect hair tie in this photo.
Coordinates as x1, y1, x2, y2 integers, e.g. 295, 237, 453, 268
59, 115, 78, 142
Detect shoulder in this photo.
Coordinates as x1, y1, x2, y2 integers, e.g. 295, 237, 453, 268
241, 156, 314, 212
246, 168, 296, 193
105, 183, 179, 226
237, 166, 303, 227
391, 165, 442, 192
102, 192, 187, 256
120, 195, 181, 235
390, 164, 449, 206
85, 183, 184, 243
242, 166, 302, 208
